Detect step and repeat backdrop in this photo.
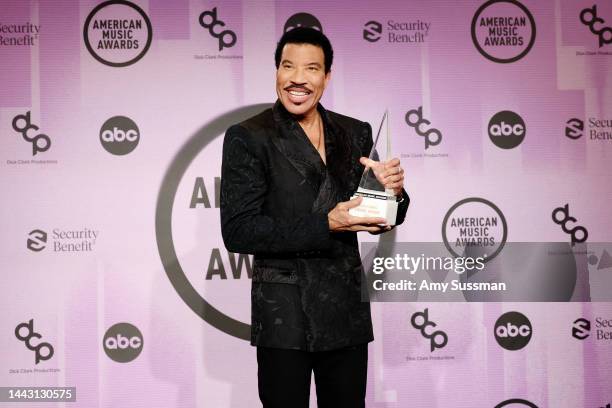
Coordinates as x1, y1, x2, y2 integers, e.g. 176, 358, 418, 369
1, 0, 611, 407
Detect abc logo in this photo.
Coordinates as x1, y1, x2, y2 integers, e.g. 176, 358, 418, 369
495, 399, 538, 408
100, 116, 140, 156
103, 322, 143, 363
494, 311, 532, 351
488, 111, 526, 149
284, 12, 323, 33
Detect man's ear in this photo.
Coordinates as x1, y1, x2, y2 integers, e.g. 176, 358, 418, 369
324, 70, 332, 88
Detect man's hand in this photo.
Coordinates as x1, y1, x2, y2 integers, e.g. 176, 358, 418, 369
359, 157, 405, 197
328, 196, 388, 232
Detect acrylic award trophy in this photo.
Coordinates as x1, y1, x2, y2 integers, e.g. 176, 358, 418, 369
348, 110, 398, 225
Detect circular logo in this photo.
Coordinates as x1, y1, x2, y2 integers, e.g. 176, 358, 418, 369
363, 21, 383, 42
565, 118, 584, 140
494, 311, 532, 350
488, 111, 526, 149
83, 0, 153, 67
100, 116, 140, 155
156, 104, 271, 341
284, 13, 323, 33
442, 197, 507, 263
103, 322, 143, 363
471, 0, 536, 63
495, 398, 538, 408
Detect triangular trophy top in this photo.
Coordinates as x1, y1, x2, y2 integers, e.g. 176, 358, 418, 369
358, 109, 394, 195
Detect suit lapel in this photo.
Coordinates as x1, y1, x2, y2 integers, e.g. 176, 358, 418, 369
271, 101, 323, 194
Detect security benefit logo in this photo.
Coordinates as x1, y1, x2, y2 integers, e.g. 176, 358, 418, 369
442, 197, 508, 263
565, 117, 612, 141
580, 5, 612, 49
363, 19, 430, 44
103, 323, 143, 363
405, 106, 443, 149
26, 228, 99, 253
27, 229, 47, 252
552, 204, 588, 246
15, 319, 54, 364
572, 317, 612, 342
494, 311, 532, 351
410, 308, 448, 352
156, 104, 270, 341
100, 116, 140, 155
471, 0, 536, 63
11, 111, 51, 156
488, 111, 526, 149
0, 21, 40, 47
83, 0, 152, 67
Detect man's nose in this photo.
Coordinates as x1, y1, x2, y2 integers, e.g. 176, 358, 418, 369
289, 67, 307, 84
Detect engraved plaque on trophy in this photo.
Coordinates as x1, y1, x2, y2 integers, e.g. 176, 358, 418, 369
348, 110, 398, 225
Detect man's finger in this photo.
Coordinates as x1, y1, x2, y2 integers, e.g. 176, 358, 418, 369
344, 196, 363, 209
359, 157, 380, 169
356, 225, 386, 232
349, 216, 387, 225
384, 158, 400, 168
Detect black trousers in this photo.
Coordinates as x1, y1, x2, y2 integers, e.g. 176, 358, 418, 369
257, 343, 368, 408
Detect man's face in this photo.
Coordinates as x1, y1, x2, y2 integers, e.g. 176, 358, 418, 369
276, 43, 330, 118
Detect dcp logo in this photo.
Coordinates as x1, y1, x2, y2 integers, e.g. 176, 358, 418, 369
100, 116, 140, 155
411, 308, 448, 352
552, 204, 588, 246
405, 106, 442, 149
284, 13, 323, 33
103, 322, 143, 363
572, 318, 590, 340
12, 111, 51, 155
565, 118, 584, 139
580, 5, 612, 48
15, 319, 54, 364
488, 111, 526, 149
199, 7, 237, 51
494, 311, 532, 350
27, 229, 47, 252
363, 21, 382, 42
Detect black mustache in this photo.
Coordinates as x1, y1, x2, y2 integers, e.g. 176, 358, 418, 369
284, 85, 311, 92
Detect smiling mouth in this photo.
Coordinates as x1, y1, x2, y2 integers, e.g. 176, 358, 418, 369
284, 87, 312, 104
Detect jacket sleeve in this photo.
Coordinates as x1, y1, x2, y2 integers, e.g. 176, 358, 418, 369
220, 124, 332, 255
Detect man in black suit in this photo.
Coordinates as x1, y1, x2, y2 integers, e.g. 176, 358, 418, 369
220, 27, 409, 408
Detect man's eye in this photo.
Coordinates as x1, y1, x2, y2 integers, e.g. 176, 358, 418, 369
308, 66, 318, 71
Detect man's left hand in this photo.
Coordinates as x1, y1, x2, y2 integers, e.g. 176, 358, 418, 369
359, 157, 405, 197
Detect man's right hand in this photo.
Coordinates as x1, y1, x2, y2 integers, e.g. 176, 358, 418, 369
328, 196, 389, 233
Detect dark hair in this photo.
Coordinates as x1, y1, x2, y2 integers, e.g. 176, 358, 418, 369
274, 27, 334, 73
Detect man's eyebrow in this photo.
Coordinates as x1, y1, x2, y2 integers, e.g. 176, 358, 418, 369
306, 62, 322, 67
280, 59, 293, 65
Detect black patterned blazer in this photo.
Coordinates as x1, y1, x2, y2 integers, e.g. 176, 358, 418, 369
220, 100, 410, 351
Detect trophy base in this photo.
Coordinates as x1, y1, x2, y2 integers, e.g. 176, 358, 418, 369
348, 188, 398, 226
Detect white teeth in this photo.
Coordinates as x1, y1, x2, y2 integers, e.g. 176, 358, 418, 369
288, 91, 308, 96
